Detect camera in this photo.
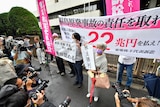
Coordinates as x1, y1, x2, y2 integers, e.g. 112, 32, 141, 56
59, 97, 71, 107
29, 80, 49, 100
22, 71, 38, 83
112, 83, 130, 99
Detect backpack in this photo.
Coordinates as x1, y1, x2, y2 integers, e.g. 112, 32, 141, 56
0, 58, 17, 86
144, 73, 160, 99
0, 84, 18, 106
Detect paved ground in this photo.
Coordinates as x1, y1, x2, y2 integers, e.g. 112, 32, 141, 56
31, 58, 148, 107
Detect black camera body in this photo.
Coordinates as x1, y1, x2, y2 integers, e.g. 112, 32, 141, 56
22, 71, 38, 83
58, 97, 71, 107
17, 45, 27, 52
29, 80, 49, 100
112, 83, 130, 99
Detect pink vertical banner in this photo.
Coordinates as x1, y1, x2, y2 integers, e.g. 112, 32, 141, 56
37, 0, 55, 56
106, 0, 140, 15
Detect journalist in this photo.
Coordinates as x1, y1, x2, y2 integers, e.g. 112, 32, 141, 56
114, 90, 160, 107
13, 40, 32, 65
31, 90, 56, 107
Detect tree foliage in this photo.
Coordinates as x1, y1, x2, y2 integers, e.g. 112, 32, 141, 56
0, 13, 12, 35
3, 6, 41, 37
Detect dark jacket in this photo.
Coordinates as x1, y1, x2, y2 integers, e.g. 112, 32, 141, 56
39, 101, 56, 107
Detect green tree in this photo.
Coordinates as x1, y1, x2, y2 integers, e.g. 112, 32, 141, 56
0, 13, 13, 36
8, 7, 41, 37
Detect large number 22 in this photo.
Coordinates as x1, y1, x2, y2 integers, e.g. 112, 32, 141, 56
88, 31, 114, 50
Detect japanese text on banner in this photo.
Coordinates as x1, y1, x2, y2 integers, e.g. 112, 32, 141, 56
59, 7, 160, 59
54, 40, 76, 63
37, 0, 55, 55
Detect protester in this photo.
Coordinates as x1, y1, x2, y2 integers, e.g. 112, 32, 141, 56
53, 33, 66, 76
67, 61, 76, 78
116, 55, 136, 90
34, 37, 46, 65
86, 43, 108, 102
72, 33, 83, 88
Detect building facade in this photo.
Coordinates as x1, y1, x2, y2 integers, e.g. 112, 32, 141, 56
33, 0, 160, 33
33, 0, 104, 33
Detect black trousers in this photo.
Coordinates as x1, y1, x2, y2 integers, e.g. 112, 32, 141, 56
55, 56, 65, 73
67, 61, 75, 75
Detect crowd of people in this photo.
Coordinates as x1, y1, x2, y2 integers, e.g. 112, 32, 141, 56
0, 33, 159, 107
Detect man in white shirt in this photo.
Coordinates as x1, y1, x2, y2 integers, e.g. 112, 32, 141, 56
116, 55, 136, 90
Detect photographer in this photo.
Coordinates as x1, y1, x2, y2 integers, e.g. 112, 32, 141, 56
114, 90, 160, 107
114, 90, 133, 107
13, 40, 32, 65
24, 77, 55, 107
0, 37, 12, 60
31, 90, 56, 107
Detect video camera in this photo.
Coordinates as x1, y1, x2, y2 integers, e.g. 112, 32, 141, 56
112, 83, 130, 99
59, 97, 71, 107
29, 80, 49, 100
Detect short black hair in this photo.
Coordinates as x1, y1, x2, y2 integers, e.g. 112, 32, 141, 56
5, 90, 28, 107
72, 33, 81, 41
3, 77, 18, 86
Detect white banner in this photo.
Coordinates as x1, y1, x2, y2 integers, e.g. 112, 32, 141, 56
59, 7, 160, 59
81, 44, 96, 70
54, 40, 76, 63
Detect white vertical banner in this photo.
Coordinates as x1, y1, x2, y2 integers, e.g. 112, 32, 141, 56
81, 44, 96, 70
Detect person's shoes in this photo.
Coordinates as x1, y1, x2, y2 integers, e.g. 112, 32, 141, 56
68, 71, 72, 74
73, 81, 79, 85
94, 96, 99, 102
125, 86, 130, 90
77, 84, 82, 88
70, 74, 75, 78
60, 72, 65, 76
86, 93, 90, 98
57, 71, 60, 74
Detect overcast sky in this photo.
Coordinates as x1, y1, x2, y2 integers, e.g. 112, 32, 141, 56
0, 0, 37, 13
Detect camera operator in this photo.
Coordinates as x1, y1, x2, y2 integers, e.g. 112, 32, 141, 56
13, 40, 32, 66
0, 37, 12, 60
24, 77, 56, 107
31, 90, 56, 107
114, 90, 160, 107
114, 90, 133, 107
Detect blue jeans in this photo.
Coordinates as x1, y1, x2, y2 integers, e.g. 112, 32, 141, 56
117, 62, 134, 87
73, 60, 83, 84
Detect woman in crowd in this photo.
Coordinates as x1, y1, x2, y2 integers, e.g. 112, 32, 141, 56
86, 43, 109, 102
